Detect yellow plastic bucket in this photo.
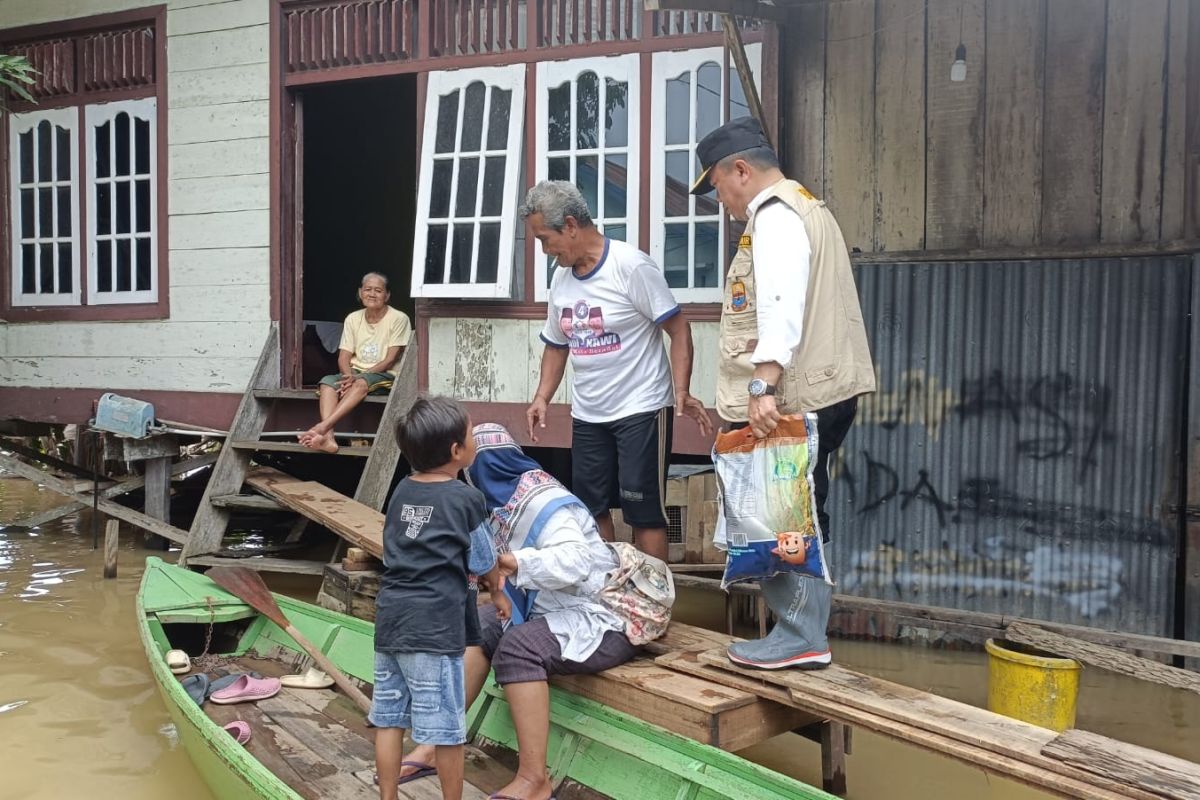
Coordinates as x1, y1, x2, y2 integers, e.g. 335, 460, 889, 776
985, 638, 1080, 731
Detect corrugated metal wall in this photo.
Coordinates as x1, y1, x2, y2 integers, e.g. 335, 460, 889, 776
828, 256, 1193, 636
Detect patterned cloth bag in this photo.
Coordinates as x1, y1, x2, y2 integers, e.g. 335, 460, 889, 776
598, 542, 676, 645
713, 413, 833, 589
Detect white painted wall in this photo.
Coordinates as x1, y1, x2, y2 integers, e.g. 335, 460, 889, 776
0, 0, 272, 393
427, 317, 720, 407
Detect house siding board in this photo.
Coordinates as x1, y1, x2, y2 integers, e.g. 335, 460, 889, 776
833, 256, 1189, 636
0, 1, 272, 395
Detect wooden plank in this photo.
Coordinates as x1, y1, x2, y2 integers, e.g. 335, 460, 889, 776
253, 388, 386, 404
246, 467, 384, 558
166, 0, 270, 36
1100, 0, 1170, 242
170, 248, 270, 287
169, 102, 270, 147
488, 320, 531, 403
210, 493, 285, 511
182, 324, 279, 561
700, 499, 722, 564
230, 440, 372, 457
1042, 729, 1200, 800
171, 173, 269, 216
168, 62, 270, 108
7, 356, 259, 389
186, 555, 326, 575
1161, 0, 1191, 239
822, 0, 875, 252
354, 339, 418, 511
6, 321, 266, 358
983, 0, 1045, 246
657, 650, 1133, 800
925, 0, 985, 249
0, 453, 190, 544
1187, 1, 1200, 240
1005, 621, 1200, 696
781, 2, 826, 195
698, 650, 1164, 800
426, 317, 458, 396
454, 319, 494, 401
874, 0, 927, 251
168, 26, 269, 71
169, 137, 269, 180
684, 484, 705, 564
641, 621, 738, 657
171, 209, 271, 249
1041, 0, 1108, 244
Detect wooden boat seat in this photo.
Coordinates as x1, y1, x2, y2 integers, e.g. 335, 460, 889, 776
550, 622, 820, 751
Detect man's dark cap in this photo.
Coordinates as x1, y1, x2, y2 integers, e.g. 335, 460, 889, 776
690, 116, 774, 195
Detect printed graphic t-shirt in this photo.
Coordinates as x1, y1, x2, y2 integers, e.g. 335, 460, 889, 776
339, 306, 413, 375
541, 239, 679, 423
375, 478, 490, 655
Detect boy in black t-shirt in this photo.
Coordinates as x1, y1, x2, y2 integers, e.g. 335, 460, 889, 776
370, 395, 509, 800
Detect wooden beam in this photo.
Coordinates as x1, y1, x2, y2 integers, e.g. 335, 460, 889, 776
185, 555, 327, 575
644, 0, 793, 25
0, 436, 110, 480
1006, 622, 1200, 696
722, 13, 770, 146
0, 453, 190, 544
1042, 730, 1200, 800
699, 650, 1163, 800
9, 452, 217, 530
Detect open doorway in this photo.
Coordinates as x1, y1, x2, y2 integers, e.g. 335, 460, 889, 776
297, 75, 417, 386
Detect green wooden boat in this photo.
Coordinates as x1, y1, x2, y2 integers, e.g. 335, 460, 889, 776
137, 556, 835, 800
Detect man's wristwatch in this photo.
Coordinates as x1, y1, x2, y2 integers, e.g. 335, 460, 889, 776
748, 378, 777, 398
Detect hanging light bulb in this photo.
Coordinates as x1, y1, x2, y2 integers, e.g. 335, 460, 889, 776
950, 42, 968, 82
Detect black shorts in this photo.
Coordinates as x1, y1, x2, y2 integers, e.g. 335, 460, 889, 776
571, 407, 673, 529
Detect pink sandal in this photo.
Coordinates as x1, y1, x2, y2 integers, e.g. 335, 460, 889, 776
209, 675, 281, 705
222, 720, 251, 745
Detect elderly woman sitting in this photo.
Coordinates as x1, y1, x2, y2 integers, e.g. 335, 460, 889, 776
395, 423, 638, 800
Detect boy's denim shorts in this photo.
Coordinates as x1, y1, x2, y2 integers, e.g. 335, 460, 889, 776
367, 651, 466, 745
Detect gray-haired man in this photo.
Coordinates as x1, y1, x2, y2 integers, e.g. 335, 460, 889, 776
522, 181, 713, 562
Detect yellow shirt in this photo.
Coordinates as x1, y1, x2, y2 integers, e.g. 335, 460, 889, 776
339, 307, 412, 375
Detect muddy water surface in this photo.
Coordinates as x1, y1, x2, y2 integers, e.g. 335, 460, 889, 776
1, 476, 1196, 800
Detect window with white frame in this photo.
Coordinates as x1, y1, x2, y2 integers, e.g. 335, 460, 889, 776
412, 65, 526, 299
8, 99, 159, 309
534, 54, 639, 300
650, 45, 761, 303
9, 108, 80, 307
86, 98, 158, 305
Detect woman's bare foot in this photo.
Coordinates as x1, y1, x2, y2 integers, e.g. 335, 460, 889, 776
301, 431, 339, 453
493, 772, 553, 800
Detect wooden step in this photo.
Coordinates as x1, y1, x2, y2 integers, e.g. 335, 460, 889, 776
186, 555, 327, 575
230, 440, 372, 457
253, 388, 388, 404
210, 493, 285, 511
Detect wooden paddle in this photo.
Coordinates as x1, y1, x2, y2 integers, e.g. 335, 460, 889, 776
205, 565, 372, 714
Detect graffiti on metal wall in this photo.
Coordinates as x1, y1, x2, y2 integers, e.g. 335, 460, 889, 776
834, 369, 1168, 621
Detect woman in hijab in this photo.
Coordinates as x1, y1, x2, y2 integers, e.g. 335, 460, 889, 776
396, 423, 638, 800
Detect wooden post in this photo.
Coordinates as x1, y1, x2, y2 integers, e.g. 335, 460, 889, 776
143, 455, 172, 550
722, 13, 770, 148
103, 520, 119, 578
820, 720, 848, 796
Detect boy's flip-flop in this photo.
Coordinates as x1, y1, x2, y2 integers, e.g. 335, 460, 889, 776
180, 673, 209, 706
279, 666, 334, 690
209, 675, 281, 705
222, 720, 251, 746
373, 762, 437, 785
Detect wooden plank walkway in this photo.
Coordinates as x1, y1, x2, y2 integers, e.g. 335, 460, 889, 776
655, 643, 1170, 800
245, 466, 384, 558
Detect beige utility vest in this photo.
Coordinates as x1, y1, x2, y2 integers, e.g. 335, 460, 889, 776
717, 179, 876, 422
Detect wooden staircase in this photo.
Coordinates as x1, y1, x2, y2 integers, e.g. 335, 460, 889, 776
180, 323, 414, 574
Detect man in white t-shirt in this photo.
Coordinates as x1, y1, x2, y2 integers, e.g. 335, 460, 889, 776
523, 181, 713, 561
299, 272, 412, 453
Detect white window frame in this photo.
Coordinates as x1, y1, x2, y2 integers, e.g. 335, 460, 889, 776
649, 44, 761, 304
534, 54, 640, 301
85, 97, 158, 305
412, 65, 526, 299
8, 107, 81, 307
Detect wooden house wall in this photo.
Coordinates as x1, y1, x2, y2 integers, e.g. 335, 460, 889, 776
781, 0, 1197, 254
427, 318, 723, 408
0, 0, 273, 393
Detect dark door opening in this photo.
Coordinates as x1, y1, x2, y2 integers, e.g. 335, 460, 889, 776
297, 75, 418, 386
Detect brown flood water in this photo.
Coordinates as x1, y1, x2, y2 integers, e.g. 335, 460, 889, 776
1, 475, 1197, 799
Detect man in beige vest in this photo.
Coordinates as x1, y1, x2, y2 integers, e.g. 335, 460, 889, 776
692, 117, 875, 669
